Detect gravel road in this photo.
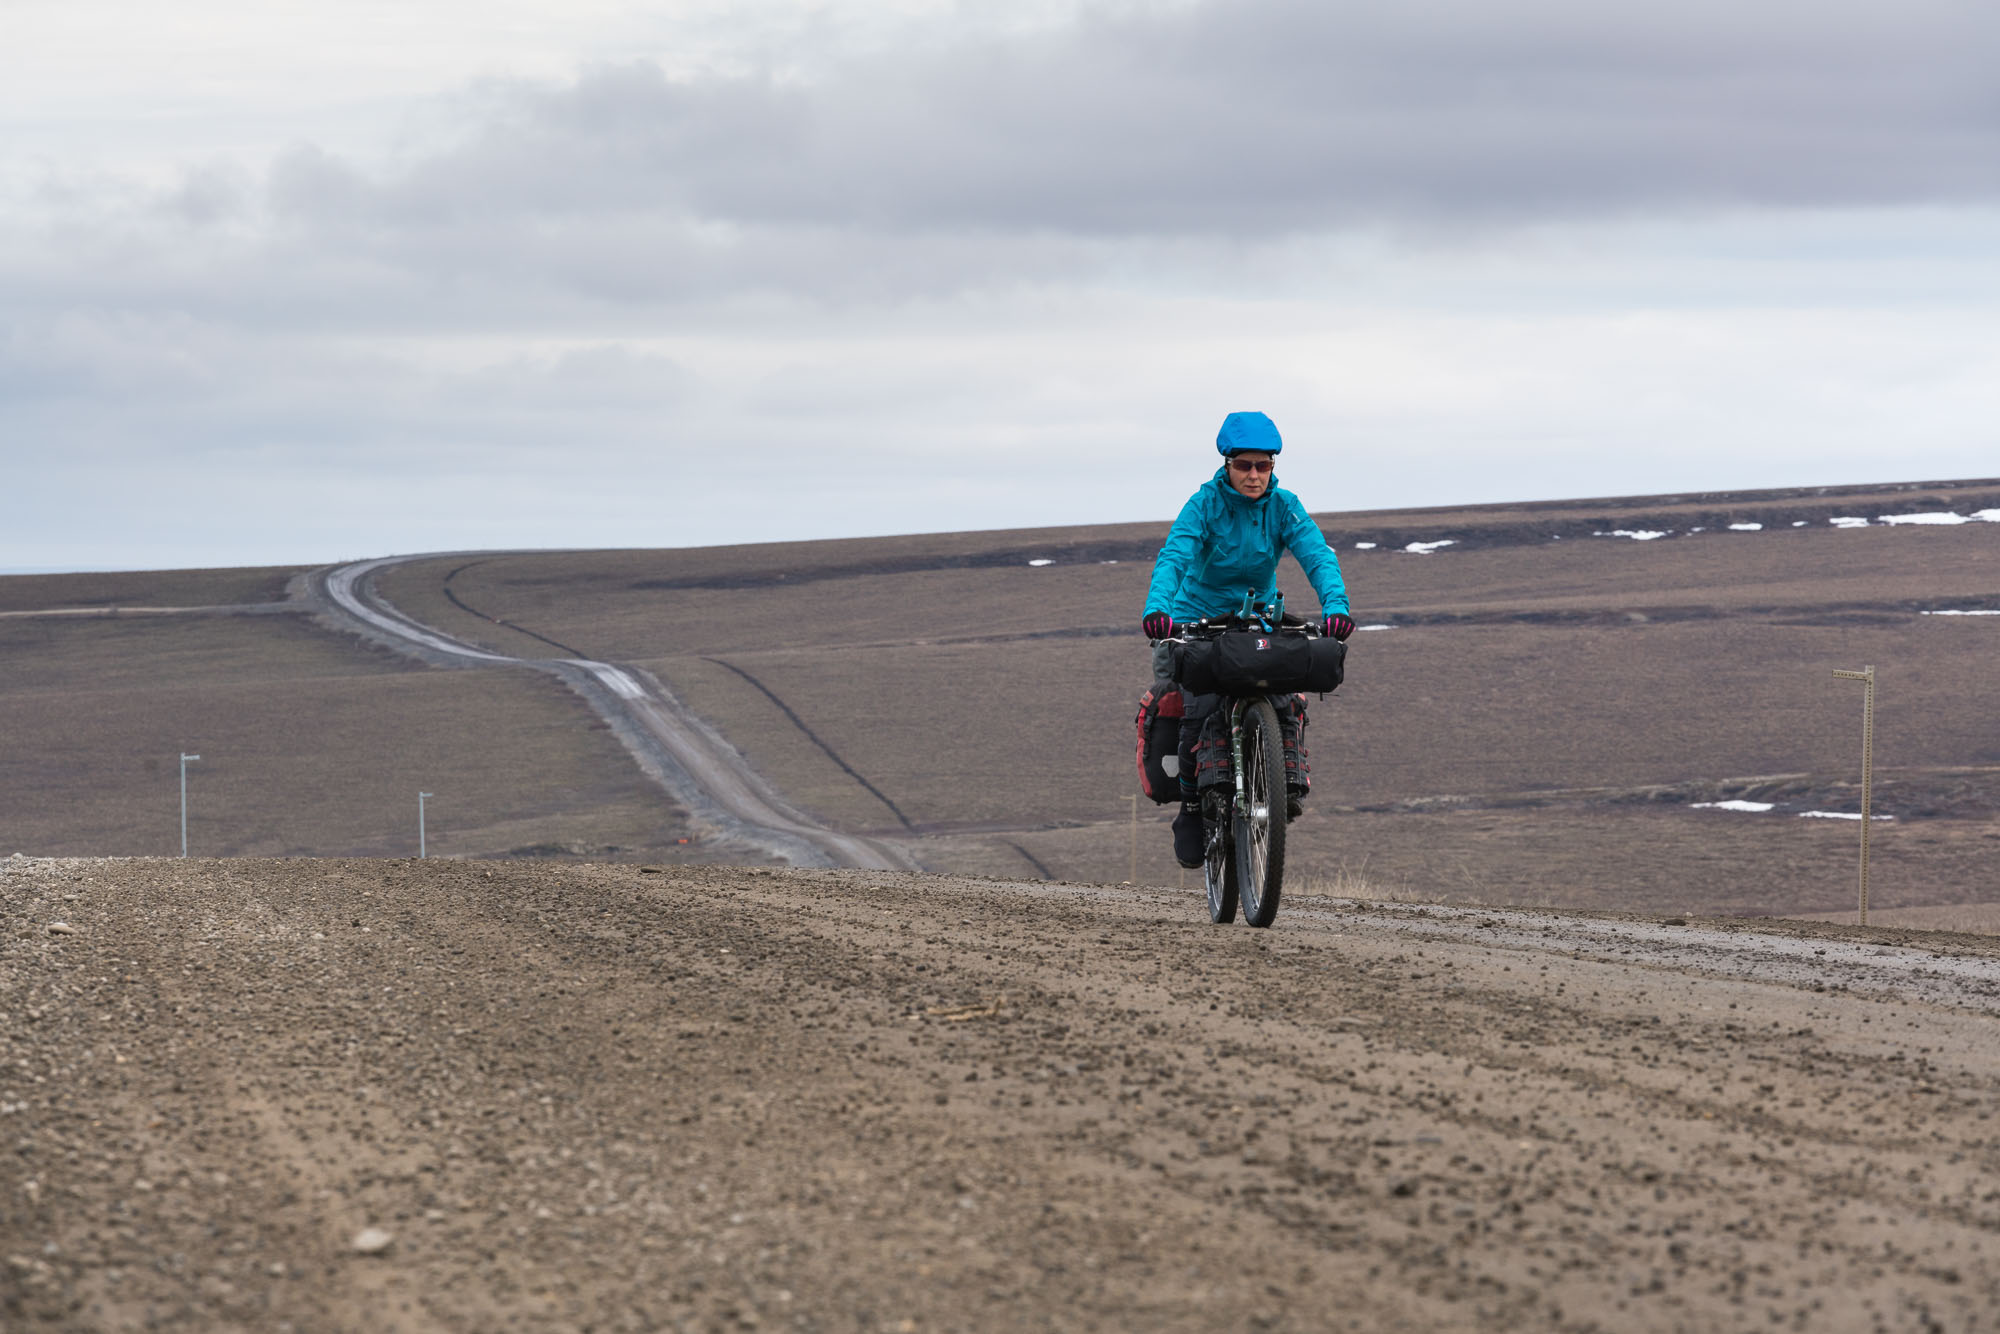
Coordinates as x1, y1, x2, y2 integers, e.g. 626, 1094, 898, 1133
310, 557, 910, 871
5, 855, 1998, 1332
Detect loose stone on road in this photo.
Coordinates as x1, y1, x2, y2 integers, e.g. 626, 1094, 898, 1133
4, 855, 1997, 1331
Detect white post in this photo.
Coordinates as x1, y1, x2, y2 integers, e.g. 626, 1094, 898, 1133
179, 753, 201, 857
1127, 794, 1138, 885
419, 792, 433, 859
1831, 667, 1876, 925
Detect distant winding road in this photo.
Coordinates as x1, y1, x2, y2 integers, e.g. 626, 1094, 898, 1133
309, 554, 914, 871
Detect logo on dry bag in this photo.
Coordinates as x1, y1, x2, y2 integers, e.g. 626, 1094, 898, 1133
1256, 637, 1270, 650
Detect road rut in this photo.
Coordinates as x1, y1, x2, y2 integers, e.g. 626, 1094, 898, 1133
5, 856, 1998, 1331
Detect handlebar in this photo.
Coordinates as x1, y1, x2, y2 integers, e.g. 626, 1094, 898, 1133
1169, 611, 1322, 642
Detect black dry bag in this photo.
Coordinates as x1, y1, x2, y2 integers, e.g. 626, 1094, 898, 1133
1175, 632, 1344, 696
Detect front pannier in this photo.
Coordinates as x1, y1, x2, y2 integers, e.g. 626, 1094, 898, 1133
1175, 632, 1344, 696
1134, 682, 1186, 804
1195, 695, 1312, 798
1280, 695, 1310, 797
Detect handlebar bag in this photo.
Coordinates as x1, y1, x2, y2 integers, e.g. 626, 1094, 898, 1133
1176, 632, 1344, 695
1301, 636, 1347, 693
1169, 639, 1220, 693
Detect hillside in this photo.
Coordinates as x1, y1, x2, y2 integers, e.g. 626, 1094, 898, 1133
3, 477, 1997, 917
375, 477, 2000, 918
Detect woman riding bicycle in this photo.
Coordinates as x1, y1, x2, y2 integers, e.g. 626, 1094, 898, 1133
1142, 411, 1356, 869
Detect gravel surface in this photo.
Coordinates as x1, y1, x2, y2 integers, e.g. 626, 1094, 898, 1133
5, 855, 1999, 1332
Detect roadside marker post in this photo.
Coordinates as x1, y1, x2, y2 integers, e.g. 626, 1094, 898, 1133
1831, 666, 1876, 925
419, 792, 434, 859
179, 754, 200, 857
1126, 795, 1138, 885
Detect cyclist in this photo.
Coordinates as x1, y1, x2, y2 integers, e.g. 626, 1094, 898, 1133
1142, 411, 1355, 868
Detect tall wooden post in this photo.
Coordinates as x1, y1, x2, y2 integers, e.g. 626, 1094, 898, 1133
1832, 666, 1876, 925
1127, 794, 1138, 885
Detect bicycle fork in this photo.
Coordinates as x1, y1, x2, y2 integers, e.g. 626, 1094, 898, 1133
1229, 698, 1251, 821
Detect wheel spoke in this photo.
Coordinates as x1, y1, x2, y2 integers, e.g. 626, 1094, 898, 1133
1233, 699, 1288, 928
1204, 791, 1237, 923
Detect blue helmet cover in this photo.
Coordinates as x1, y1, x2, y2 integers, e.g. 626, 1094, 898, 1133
1215, 410, 1282, 456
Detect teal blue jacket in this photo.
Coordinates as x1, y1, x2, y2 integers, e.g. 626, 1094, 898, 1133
1145, 469, 1349, 621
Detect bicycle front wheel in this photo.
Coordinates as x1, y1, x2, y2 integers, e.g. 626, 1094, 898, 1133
1234, 697, 1288, 928
1204, 789, 1238, 924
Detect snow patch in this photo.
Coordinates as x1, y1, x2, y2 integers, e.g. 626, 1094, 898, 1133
1728, 523, 1763, 532
1608, 529, 1668, 541
1922, 609, 2000, 616
586, 665, 646, 700
1026, 559, 1054, 567
1403, 540, 1456, 555
1828, 516, 1870, 528
1799, 811, 1894, 821
1975, 509, 2000, 522
1354, 542, 1377, 550
1691, 800, 1776, 813
1354, 624, 1396, 633
1791, 520, 1807, 527
1878, 511, 1969, 526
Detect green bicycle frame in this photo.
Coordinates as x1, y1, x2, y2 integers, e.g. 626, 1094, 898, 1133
1229, 698, 1250, 819
1223, 589, 1287, 819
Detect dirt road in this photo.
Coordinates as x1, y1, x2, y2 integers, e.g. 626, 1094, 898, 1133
6, 855, 1999, 1332
312, 557, 910, 871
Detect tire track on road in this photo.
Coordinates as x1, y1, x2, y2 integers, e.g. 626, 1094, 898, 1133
441, 559, 592, 659
701, 655, 918, 832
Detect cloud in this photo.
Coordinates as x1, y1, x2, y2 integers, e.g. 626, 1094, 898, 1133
265, 0, 2000, 244
7, 0, 2000, 569
11, 0, 2000, 321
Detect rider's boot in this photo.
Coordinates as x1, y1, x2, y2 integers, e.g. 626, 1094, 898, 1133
1287, 786, 1304, 822
1171, 800, 1205, 869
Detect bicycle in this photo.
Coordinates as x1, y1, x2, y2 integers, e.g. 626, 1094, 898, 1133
1166, 597, 1343, 929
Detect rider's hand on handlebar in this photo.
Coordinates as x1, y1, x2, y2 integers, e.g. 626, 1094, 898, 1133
1322, 613, 1355, 641
1143, 611, 1174, 640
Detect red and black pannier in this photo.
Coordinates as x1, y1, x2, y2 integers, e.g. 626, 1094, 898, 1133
1134, 682, 1186, 803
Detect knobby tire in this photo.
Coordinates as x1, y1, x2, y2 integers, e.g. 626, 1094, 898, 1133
1235, 698, 1287, 928
1204, 790, 1238, 924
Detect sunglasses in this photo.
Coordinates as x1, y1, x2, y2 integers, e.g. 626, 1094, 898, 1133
1228, 457, 1274, 474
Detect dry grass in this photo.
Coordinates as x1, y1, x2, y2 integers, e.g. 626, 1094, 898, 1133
1788, 903, 2000, 936
0, 565, 303, 612
0, 612, 700, 860
1285, 859, 1433, 906
898, 803, 2000, 920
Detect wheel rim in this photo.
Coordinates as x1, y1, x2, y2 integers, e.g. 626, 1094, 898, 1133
1237, 730, 1272, 915
1203, 794, 1234, 922
1205, 817, 1228, 914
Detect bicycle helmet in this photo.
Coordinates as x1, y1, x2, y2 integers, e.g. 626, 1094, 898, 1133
1216, 410, 1282, 456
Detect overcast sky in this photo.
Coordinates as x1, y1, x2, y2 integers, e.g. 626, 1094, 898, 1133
6, 0, 1999, 570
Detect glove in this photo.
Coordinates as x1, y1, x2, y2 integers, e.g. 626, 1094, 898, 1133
1142, 611, 1174, 640
1322, 613, 1355, 641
